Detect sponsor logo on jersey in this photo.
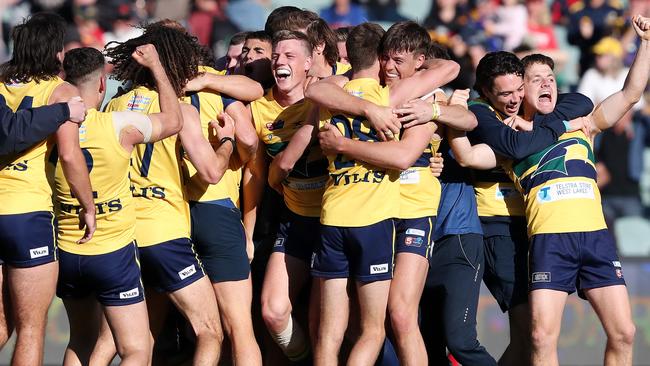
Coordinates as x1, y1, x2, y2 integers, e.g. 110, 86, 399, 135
178, 264, 197, 280
495, 185, 520, 199
399, 169, 420, 185
536, 181, 595, 203
274, 238, 285, 247
404, 236, 423, 247
406, 228, 425, 237
119, 287, 140, 299
370, 263, 389, 274
532, 272, 551, 283
126, 95, 152, 112
29, 246, 49, 259
613, 261, 621, 268
266, 119, 285, 131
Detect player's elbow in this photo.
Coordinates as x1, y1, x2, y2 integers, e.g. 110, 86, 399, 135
200, 169, 224, 185
393, 153, 418, 171
250, 82, 264, 100
237, 134, 258, 161
304, 84, 317, 101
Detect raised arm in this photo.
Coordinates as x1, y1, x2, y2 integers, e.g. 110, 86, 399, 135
119, 44, 183, 149
591, 15, 650, 135
226, 101, 258, 166
50, 82, 96, 243
179, 104, 234, 184
447, 128, 498, 170
185, 72, 264, 102
0, 95, 86, 156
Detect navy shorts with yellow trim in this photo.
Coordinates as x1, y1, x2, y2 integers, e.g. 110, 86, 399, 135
139, 238, 205, 293
273, 206, 321, 262
57, 242, 144, 306
394, 217, 435, 258
190, 201, 250, 282
529, 229, 625, 295
311, 219, 395, 283
0, 211, 57, 268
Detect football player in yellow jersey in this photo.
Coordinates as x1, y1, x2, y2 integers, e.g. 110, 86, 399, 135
306, 23, 463, 366
0, 13, 96, 366
449, 16, 650, 366
240, 31, 274, 90
103, 24, 227, 365
244, 31, 323, 363
56, 45, 184, 366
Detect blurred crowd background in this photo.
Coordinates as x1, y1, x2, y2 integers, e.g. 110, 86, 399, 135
2, 0, 650, 257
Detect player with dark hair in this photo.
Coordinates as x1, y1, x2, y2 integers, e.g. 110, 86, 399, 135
264, 6, 303, 35
335, 27, 350, 65
58, 45, 184, 365
0, 12, 96, 365
104, 24, 227, 365
240, 31, 274, 89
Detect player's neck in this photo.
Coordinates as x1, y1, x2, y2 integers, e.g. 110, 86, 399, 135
523, 104, 536, 121
352, 64, 380, 82
78, 86, 101, 111
274, 84, 305, 107
309, 56, 333, 79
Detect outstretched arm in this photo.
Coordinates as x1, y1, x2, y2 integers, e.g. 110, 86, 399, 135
388, 58, 460, 107
591, 15, 650, 135
185, 72, 264, 102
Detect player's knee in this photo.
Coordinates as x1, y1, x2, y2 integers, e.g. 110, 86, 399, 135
194, 318, 224, 345
530, 326, 558, 351
446, 333, 480, 357
388, 306, 417, 335
116, 337, 151, 363
360, 325, 386, 345
261, 297, 291, 330
608, 322, 636, 349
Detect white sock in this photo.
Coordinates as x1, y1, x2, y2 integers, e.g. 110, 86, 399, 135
271, 316, 310, 361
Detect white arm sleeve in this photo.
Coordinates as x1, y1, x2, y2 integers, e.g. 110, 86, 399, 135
111, 111, 154, 143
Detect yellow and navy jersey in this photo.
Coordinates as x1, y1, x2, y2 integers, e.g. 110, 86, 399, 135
105, 86, 190, 246
251, 89, 328, 217
333, 62, 352, 76
467, 99, 525, 218
182, 66, 241, 206
320, 78, 401, 227
398, 137, 442, 219
0, 77, 65, 215
505, 130, 606, 236
54, 109, 134, 255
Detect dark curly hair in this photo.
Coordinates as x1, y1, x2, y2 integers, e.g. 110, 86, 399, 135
63, 47, 105, 86
105, 22, 209, 97
474, 51, 524, 98
0, 12, 66, 83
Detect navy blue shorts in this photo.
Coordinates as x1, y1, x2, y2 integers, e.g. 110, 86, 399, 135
311, 219, 395, 282
139, 238, 205, 293
57, 242, 144, 306
0, 211, 57, 268
483, 231, 529, 312
190, 201, 250, 282
529, 229, 626, 295
394, 217, 435, 258
273, 207, 321, 262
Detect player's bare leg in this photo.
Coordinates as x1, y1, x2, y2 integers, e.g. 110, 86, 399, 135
529, 289, 567, 366
62, 297, 102, 366
499, 303, 531, 366
388, 252, 429, 366
261, 253, 311, 361
103, 301, 152, 366
211, 277, 260, 365
584, 285, 635, 366
169, 277, 223, 366
7, 261, 58, 366
348, 280, 391, 366
313, 278, 349, 366
89, 313, 117, 366
0, 266, 13, 348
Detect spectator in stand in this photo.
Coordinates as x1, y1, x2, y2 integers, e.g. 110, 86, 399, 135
99, 0, 143, 45
483, 0, 528, 51
352, 0, 406, 22
522, 0, 568, 74
335, 27, 350, 64
567, 0, 624, 75
320, 0, 367, 29
423, 0, 472, 42
226, 0, 269, 32
72, 0, 105, 49
188, 0, 230, 47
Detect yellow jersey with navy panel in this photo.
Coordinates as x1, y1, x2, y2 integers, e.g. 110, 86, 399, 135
0, 77, 64, 267
250, 89, 329, 218
505, 130, 606, 236
105, 86, 190, 247
0, 77, 64, 214
332, 61, 352, 77
311, 77, 399, 283
182, 66, 250, 283
54, 108, 145, 306
319, 78, 401, 227
398, 137, 442, 219
53, 109, 134, 255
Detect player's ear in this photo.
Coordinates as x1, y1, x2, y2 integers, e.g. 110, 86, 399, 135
415, 53, 425, 69
305, 55, 313, 72
99, 73, 106, 93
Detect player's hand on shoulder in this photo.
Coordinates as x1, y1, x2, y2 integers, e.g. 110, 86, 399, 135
395, 98, 436, 128
132, 44, 162, 70
66, 96, 87, 123
184, 73, 209, 92
504, 116, 533, 131
318, 122, 344, 155
209, 113, 236, 143
448, 89, 470, 108
567, 115, 595, 138
365, 103, 400, 141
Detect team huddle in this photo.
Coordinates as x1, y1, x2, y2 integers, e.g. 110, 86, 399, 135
0, 6, 649, 366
